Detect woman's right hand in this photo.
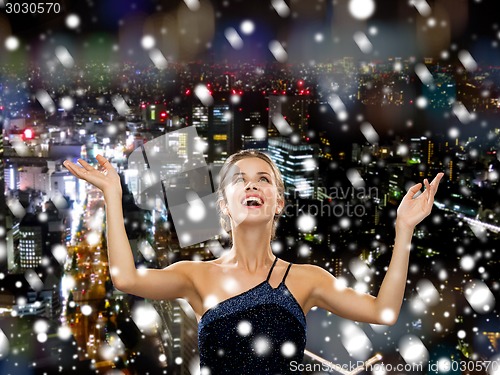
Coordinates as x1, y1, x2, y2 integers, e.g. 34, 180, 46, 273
64, 154, 122, 198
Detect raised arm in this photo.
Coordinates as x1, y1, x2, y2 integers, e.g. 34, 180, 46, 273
63, 155, 199, 302
307, 173, 444, 325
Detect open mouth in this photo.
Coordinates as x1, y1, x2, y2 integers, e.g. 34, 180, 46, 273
242, 196, 264, 207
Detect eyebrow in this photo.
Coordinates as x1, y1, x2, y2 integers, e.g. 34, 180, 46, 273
232, 172, 272, 177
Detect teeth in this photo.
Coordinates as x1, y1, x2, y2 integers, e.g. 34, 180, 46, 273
244, 197, 263, 206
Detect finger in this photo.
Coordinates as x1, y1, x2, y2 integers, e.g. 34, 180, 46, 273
78, 158, 96, 171
63, 160, 73, 170
403, 182, 422, 200
423, 179, 432, 203
430, 172, 444, 187
96, 155, 117, 176
96, 154, 110, 168
429, 172, 445, 198
63, 160, 86, 178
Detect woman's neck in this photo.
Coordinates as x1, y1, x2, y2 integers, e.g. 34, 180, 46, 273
226, 225, 274, 273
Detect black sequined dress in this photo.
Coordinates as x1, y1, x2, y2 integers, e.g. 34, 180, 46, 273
198, 256, 307, 374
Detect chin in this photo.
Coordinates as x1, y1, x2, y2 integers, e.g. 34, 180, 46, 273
232, 215, 274, 230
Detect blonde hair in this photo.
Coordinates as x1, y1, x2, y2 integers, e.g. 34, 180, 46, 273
216, 149, 285, 239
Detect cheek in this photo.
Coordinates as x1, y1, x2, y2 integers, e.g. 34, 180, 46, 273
224, 184, 236, 197
224, 186, 240, 206
262, 187, 278, 203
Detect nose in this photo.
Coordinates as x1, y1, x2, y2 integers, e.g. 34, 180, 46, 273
245, 181, 258, 190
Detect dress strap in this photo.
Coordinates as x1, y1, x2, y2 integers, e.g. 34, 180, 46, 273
265, 256, 279, 282
282, 263, 293, 283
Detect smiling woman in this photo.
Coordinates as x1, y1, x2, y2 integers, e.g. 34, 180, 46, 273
63, 148, 443, 375
216, 149, 285, 239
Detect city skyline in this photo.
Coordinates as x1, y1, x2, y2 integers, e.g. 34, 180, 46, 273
1, 0, 500, 374
1, 71, 499, 373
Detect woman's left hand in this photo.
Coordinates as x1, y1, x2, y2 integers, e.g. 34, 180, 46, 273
396, 172, 445, 230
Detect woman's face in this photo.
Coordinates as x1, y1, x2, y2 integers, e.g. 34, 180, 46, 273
222, 157, 283, 231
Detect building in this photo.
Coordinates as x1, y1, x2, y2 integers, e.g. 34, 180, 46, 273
191, 104, 209, 133
6, 213, 48, 273
4, 162, 18, 191
241, 110, 268, 151
208, 102, 233, 165
18, 225, 43, 270
14, 288, 62, 319
18, 215, 46, 271
50, 168, 79, 202
145, 214, 215, 375
0, 111, 7, 271
178, 300, 199, 375
141, 103, 171, 130
191, 104, 210, 159
408, 136, 433, 173
386, 162, 406, 205
268, 137, 320, 199
268, 95, 312, 139
19, 165, 50, 192
5, 224, 20, 273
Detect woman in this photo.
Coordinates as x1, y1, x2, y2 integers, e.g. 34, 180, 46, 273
64, 149, 443, 374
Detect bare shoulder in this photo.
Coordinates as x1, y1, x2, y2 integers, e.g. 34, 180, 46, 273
166, 259, 204, 275
284, 263, 333, 314
288, 263, 336, 292
290, 263, 332, 280
168, 259, 210, 267
167, 258, 218, 280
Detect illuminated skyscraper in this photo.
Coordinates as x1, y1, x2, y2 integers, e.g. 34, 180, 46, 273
208, 103, 232, 164
241, 111, 267, 151
268, 95, 312, 138
268, 137, 319, 198
13, 214, 48, 272
331, 258, 343, 277
192, 104, 209, 131
189, 93, 238, 165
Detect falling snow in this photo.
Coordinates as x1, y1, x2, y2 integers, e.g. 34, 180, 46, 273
0, 0, 499, 373
353, 31, 373, 54
399, 335, 429, 364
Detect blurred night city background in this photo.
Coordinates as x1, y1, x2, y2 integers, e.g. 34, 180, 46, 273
0, 0, 499, 374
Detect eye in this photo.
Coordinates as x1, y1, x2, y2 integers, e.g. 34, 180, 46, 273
259, 176, 270, 183
234, 175, 245, 183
